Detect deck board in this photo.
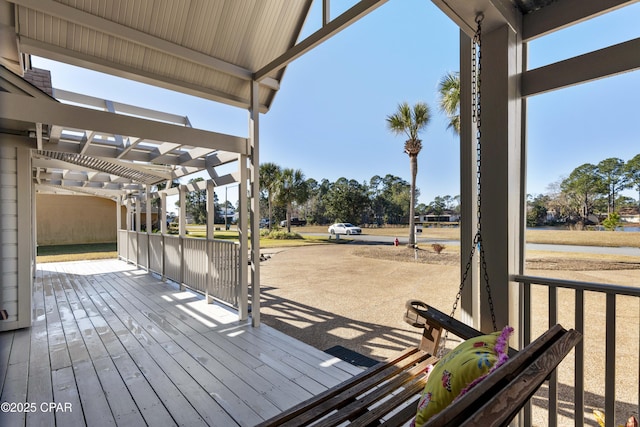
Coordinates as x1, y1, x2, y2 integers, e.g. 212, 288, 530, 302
0, 259, 360, 426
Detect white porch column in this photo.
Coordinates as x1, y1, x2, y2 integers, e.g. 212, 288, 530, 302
459, 30, 480, 329
145, 185, 152, 271
125, 196, 132, 231
116, 194, 122, 255
178, 185, 186, 237
249, 80, 261, 327
135, 195, 141, 233
238, 153, 249, 321
160, 192, 167, 280
477, 23, 524, 332
145, 185, 152, 233
160, 193, 167, 235
179, 185, 187, 289
206, 180, 215, 304
206, 180, 215, 240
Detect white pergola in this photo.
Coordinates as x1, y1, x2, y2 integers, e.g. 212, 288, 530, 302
1, 0, 639, 336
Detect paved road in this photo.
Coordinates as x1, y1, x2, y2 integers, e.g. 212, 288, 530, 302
301, 232, 640, 257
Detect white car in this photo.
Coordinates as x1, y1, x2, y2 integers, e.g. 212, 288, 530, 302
328, 223, 362, 235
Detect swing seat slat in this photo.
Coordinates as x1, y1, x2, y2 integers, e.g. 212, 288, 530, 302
257, 302, 581, 427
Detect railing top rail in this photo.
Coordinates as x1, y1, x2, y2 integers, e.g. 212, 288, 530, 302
512, 274, 640, 298
130, 232, 240, 246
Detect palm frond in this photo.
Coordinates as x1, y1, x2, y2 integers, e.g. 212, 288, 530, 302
386, 101, 430, 141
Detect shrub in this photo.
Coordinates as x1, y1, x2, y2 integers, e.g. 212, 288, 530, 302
431, 243, 445, 254
262, 230, 303, 240
602, 212, 621, 231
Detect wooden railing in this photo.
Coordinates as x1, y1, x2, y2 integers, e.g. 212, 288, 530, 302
117, 230, 240, 308
513, 274, 640, 427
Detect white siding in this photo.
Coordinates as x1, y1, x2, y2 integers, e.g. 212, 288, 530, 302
0, 144, 19, 327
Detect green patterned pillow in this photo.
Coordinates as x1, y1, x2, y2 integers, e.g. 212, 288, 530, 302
412, 326, 513, 426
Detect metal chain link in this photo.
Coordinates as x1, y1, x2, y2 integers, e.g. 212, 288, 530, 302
439, 12, 496, 356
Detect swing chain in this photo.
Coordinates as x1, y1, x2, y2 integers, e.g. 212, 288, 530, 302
439, 13, 495, 356
472, 13, 497, 332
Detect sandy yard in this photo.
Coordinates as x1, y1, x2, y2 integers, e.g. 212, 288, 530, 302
259, 243, 639, 426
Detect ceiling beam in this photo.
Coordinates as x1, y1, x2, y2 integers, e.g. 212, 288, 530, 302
1, 92, 249, 154
522, 37, 640, 97
522, 0, 638, 41
254, 0, 388, 81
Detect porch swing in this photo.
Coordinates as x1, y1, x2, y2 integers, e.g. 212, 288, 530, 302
258, 15, 582, 427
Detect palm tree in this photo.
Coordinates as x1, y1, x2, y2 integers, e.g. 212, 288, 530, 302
438, 71, 461, 135
259, 162, 281, 230
386, 102, 431, 247
276, 168, 309, 233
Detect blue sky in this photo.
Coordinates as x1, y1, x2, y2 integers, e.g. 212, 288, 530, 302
32, 0, 640, 207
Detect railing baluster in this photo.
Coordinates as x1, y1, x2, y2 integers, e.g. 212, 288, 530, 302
605, 293, 616, 427
575, 289, 584, 427
549, 285, 558, 427
522, 280, 532, 427
511, 275, 639, 427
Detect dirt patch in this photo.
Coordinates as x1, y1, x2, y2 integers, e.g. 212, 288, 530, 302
351, 245, 640, 271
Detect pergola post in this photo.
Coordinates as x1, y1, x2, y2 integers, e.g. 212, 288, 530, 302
116, 194, 122, 255
179, 184, 186, 290
145, 185, 152, 271
160, 192, 167, 280
145, 185, 152, 233
238, 153, 249, 321
249, 80, 261, 327
476, 23, 524, 332
135, 194, 141, 233
160, 193, 167, 235
206, 180, 215, 303
125, 196, 131, 231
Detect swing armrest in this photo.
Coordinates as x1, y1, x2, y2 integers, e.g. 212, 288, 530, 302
405, 300, 518, 357
404, 300, 482, 354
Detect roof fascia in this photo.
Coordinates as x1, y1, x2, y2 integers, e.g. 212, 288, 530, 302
254, 0, 389, 82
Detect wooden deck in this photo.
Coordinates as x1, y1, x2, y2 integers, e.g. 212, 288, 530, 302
0, 259, 362, 427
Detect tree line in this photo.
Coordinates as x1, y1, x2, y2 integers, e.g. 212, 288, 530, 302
528, 154, 640, 227
259, 163, 424, 231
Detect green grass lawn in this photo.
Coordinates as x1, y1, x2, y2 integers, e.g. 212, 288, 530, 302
37, 224, 639, 263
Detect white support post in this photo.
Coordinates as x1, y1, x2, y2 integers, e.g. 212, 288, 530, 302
116, 194, 122, 256
145, 185, 152, 271
160, 192, 167, 280
179, 185, 186, 290
160, 193, 167, 235
179, 185, 186, 237
145, 185, 152, 233
459, 29, 480, 330
135, 192, 141, 267
249, 80, 261, 327
125, 196, 132, 231
238, 153, 249, 321
206, 180, 215, 303
477, 23, 523, 332
135, 195, 141, 233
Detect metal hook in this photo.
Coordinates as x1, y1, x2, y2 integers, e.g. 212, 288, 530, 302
475, 12, 484, 24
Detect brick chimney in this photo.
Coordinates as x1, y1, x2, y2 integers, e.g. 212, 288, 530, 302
23, 67, 54, 97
